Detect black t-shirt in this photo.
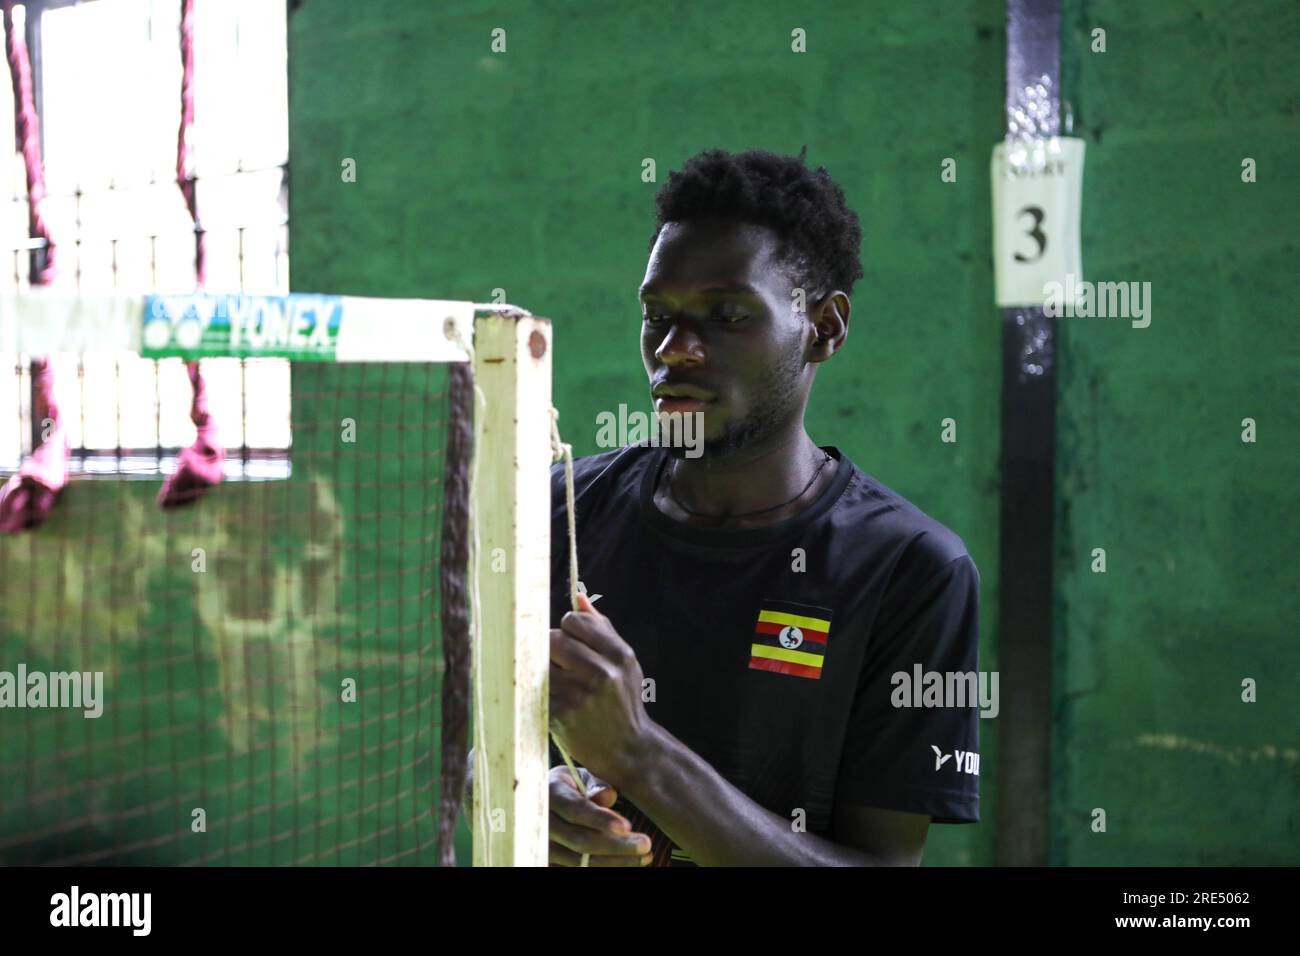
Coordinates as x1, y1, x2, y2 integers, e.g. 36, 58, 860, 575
549, 443, 982, 865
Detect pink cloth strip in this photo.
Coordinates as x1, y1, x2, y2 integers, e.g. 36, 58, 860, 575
157, 359, 225, 509
159, 0, 225, 510
1, 5, 66, 532
0, 360, 69, 532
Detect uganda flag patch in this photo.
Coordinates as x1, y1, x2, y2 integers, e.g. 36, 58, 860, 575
749, 600, 833, 680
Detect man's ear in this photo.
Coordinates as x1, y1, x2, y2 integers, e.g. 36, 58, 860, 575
810, 291, 850, 362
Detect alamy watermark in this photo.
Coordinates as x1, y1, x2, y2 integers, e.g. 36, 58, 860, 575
1042, 274, 1151, 328
50, 886, 150, 936
595, 404, 703, 458
891, 664, 999, 719
0, 664, 103, 718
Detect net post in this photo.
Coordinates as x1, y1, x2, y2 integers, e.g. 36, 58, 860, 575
470, 310, 552, 866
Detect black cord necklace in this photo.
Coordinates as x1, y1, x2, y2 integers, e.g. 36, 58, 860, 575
664, 450, 833, 520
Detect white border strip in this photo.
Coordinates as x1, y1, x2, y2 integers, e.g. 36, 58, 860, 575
0, 292, 145, 355
0, 292, 476, 363
336, 297, 472, 363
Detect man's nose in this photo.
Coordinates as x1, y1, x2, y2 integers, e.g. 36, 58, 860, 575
654, 322, 705, 366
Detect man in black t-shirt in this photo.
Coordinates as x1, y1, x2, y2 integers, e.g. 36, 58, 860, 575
547, 148, 981, 866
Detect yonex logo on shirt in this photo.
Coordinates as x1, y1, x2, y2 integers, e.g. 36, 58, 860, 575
932, 745, 980, 776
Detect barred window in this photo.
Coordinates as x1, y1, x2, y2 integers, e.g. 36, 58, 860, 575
0, 0, 290, 478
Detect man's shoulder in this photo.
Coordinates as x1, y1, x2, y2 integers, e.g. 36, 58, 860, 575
835, 458, 976, 583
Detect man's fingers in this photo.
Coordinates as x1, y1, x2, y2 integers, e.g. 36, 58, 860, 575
549, 842, 654, 867
558, 609, 627, 660
550, 665, 596, 719
555, 767, 621, 809
550, 628, 608, 675
552, 781, 631, 834
550, 815, 651, 857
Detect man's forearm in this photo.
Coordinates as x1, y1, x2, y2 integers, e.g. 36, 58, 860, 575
604, 722, 879, 866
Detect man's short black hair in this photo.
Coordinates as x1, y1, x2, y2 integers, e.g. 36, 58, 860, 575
648, 146, 864, 301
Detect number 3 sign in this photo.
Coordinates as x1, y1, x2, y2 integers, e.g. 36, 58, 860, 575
991, 136, 1085, 308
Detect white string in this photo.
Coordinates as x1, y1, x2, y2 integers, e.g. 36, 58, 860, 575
548, 407, 590, 867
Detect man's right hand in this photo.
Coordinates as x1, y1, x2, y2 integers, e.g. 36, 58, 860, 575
549, 765, 653, 866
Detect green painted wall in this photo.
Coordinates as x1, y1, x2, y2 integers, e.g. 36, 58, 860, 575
286, 0, 1004, 866
1054, 0, 1299, 864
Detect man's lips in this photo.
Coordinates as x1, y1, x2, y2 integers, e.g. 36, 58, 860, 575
654, 395, 714, 413
650, 381, 717, 414
650, 382, 716, 400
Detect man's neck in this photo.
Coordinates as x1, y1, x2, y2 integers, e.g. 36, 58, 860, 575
652, 432, 835, 530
